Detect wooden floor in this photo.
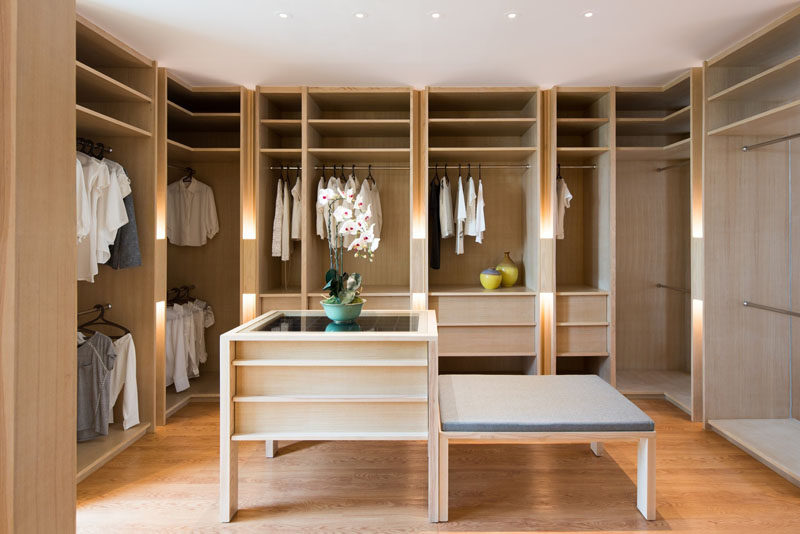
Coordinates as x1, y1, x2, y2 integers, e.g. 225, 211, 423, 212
76, 400, 800, 533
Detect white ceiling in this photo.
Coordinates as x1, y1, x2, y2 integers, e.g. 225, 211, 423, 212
77, 0, 799, 88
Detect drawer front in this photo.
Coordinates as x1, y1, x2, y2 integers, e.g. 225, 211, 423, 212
307, 296, 410, 310
556, 325, 608, 354
430, 295, 536, 325
556, 295, 607, 323
438, 325, 536, 354
260, 296, 303, 312
236, 366, 427, 396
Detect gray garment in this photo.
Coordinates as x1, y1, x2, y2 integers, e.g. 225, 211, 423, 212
106, 193, 142, 269
439, 374, 655, 433
77, 332, 116, 442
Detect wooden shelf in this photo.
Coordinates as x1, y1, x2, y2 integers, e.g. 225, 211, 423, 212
616, 106, 690, 136
168, 139, 240, 162
261, 119, 302, 135
232, 431, 427, 441
309, 119, 410, 137
429, 147, 536, 163
708, 98, 800, 137
76, 422, 150, 483
708, 54, 800, 104
439, 351, 537, 358
556, 147, 609, 159
556, 321, 610, 327
309, 148, 410, 162
233, 359, 427, 367
259, 289, 301, 297
616, 138, 690, 161
165, 372, 219, 419
557, 352, 610, 357
429, 118, 536, 136
76, 16, 152, 69
557, 118, 609, 135
167, 100, 240, 130
233, 394, 425, 403
76, 104, 151, 138
429, 284, 536, 296
617, 369, 691, 415
76, 61, 151, 103
260, 148, 303, 159
556, 285, 609, 295
709, 418, 800, 487
360, 284, 411, 296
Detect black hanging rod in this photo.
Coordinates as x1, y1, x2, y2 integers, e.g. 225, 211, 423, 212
78, 303, 111, 316
77, 137, 112, 159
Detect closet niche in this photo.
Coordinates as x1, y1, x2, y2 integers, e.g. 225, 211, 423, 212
550, 87, 614, 382
157, 71, 247, 422
425, 87, 540, 375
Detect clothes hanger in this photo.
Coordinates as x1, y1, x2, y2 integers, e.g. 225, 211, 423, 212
479, 163, 482, 182
322, 164, 326, 180
443, 163, 448, 182
458, 163, 462, 179
367, 164, 375, 186
432, 163, 440, 186
467, 163, 472, 180
339, 164, 347, 184
78, 305, 130, 340
351, 164, 356, 182
183, 167, 194, 184
557, 163, 563, 180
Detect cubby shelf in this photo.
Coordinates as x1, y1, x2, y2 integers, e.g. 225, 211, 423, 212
308, 119, 410, 136
556, 285, 609, 296
167, 100, 240, 130
76, 61, 151, 103
429, 285, 536, 296
76, 104, 151, 138
309, 147, 410, 161
76, 422, 150, 483
429, 118, 536, 136
439, 351, 537, 358
167, 139, 240, 162
616, 138, 690, 161
708, 98, 800, 137
429, 146, 536, 162
556, 147, 609, 159
360, 284, 411, 296
260, 148, 303, 159
556, 117, 609, 135
259, 289, 302, 297
261, 119, 302, 135
557, 352, 611, 357
617, 106, 690, 136
708, 54, 800, 104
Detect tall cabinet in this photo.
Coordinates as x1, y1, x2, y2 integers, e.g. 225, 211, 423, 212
703, 6, 800, 486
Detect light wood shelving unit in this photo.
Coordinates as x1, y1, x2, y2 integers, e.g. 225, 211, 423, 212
75, 15, 159, 481
614, 70, 704, 421
703, 5, 800, 488
425, 87, 540, 375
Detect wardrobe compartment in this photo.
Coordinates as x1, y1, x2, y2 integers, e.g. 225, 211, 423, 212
555, 89, 611, 160
75, 15, 158, 483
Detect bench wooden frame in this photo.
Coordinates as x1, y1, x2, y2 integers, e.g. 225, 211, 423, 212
429, 422, 656, 522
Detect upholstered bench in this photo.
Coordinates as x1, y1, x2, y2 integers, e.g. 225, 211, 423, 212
430, 374, 656, 522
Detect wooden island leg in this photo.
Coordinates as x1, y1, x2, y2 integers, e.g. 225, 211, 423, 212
220, 439, 238, 522
265, 440, 278, 458
637, 436, 656, 520
437, 434, 449, 522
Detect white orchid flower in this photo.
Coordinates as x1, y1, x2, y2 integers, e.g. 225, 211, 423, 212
338, 220, 357, 235
370, 237, 380, 252
317, 188, 337, 206
332, 205, 354, 222
354, 191, 367, 210
337, 187, 356, 203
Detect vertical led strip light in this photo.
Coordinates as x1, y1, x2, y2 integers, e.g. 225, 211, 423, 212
242, 293, 257, 322
540, 292, 553, 374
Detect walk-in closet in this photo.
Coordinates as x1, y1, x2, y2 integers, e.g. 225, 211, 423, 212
425, 87, 540, 375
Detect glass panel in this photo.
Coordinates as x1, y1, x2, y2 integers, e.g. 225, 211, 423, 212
250, 312, 420, 333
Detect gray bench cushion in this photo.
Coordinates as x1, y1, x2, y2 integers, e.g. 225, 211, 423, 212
439, 375, 655, 433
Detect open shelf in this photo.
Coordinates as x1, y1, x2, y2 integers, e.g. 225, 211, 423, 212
429, 284, 536, 296
76, 17, 151, 69
429, 146, 535, 162
308, 119, 410, 137
709, 54, 800, 105
557, 118, 609, 135
165, 372, 219, 419
360, 284, 411, 296
259, 288, 302, 297
76, 61, 151, 103
616, 77, 691, 115
617, 369, 691, 415
261, 119, 301, 134
439, 351, 537, 358
709, 418, 800, 487
233, 394, 425, 403
429, 118, 536, 136
232, 431, 427, 441
76, 422, 150, 483
556, 147, 609, 159
167, 100, 240, 130
233, 359, 427, 367
708, 98, 800, 137
260, 148, 302, 159
557, 352, 610, 357
616, 106, 690, 136
308, 90, 411, 120
616, 138, 690, 161
76, 104, 151, 138
308, 147, 410, 162
167, 139, 240, 162
556, 285, 609, 295
427, 89, 537, 119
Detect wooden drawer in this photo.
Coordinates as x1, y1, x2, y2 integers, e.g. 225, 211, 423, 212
260, 296, 302, 312
430, 295, 536, 325
438, 325, 536, 355
556, 325, 608, 355
556, 294, 607, 323
307, 296, 410, 310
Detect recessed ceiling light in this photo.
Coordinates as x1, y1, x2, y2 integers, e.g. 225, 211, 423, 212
431, 12, 441, 19
583, 11, 594, 18
354, 12, 366, 19
506, 12, 518, 19
277, 12, 289, 19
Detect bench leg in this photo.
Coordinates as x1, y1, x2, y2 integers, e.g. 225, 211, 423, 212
438, 434, 449, 522
220, 440, 238, 522
637, 436, 656, 520
265, 440, 278, 458
590, 441, 604, 456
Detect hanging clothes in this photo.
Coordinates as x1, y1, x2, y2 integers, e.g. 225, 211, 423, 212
454, 175, 466, 255
429, 174, 441, 269
556, 177, 573, 240
271, 178, 283, 257
465, 175, 478, 237
358, 179, 383, 239
291, 176, 302, 241
342, 174, 358, 248
95, 158, 129, 266
104, 158, 141, 269
281, 179, 291, 261
108, 333, 140, 431
165, 304, 190, 393
77, 332, 116, 442
476, 179, 486, 244
439, 175, 454, 239
166, 177, 219, 246
190, 299, 214, 365
76, 158, 91, 243
316, 176, 326, 239
76, 152, 112, 282
324, 174, 338, 239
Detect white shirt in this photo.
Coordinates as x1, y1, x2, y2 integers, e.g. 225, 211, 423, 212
439, 176, 454, 238
167, 178, 219, 246
465, 176, 478, 236
291, 178, 302, 240
76, 153, 111, 282
316, 177, 326, 239
454, 176, 467, 255
76, 158, 91, 243
181, 303, 199, 379
556, 178, 573, 240
165, 305, 190, 392
281, 180, 291, 261
108, 333, 140, 430
271, 179, 283, 257
358, 179, 383, 238
475, 179, 486, 244
95, 159, 129, 264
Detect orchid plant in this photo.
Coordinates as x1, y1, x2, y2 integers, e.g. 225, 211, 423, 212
318, 183, 380, 305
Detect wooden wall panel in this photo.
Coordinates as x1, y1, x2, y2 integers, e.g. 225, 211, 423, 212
1, 0, 77, 531
704, 135, 791, 420
616, 160, 690, 371
793, 138, 800, 420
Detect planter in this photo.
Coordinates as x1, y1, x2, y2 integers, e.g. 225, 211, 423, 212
321, 298, 366, 324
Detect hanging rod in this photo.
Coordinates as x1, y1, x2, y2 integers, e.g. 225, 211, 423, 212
656, 283, 689, 294
741, 132, 800, 152
656, 160, 690, 172
268, 163, 531, 171
429, 163, 530, 169
78, 303, 111, 316
742, 300, 800, 318
559, 165, 596, 170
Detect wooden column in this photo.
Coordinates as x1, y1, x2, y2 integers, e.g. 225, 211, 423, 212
1, 0, 77, 531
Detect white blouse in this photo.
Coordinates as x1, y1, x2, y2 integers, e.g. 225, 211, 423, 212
166, 178, 219, 247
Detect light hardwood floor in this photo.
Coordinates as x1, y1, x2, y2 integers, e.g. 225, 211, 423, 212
77, 400, 800, 533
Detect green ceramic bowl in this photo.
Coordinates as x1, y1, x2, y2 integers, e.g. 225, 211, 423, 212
321, 298, 366, 324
